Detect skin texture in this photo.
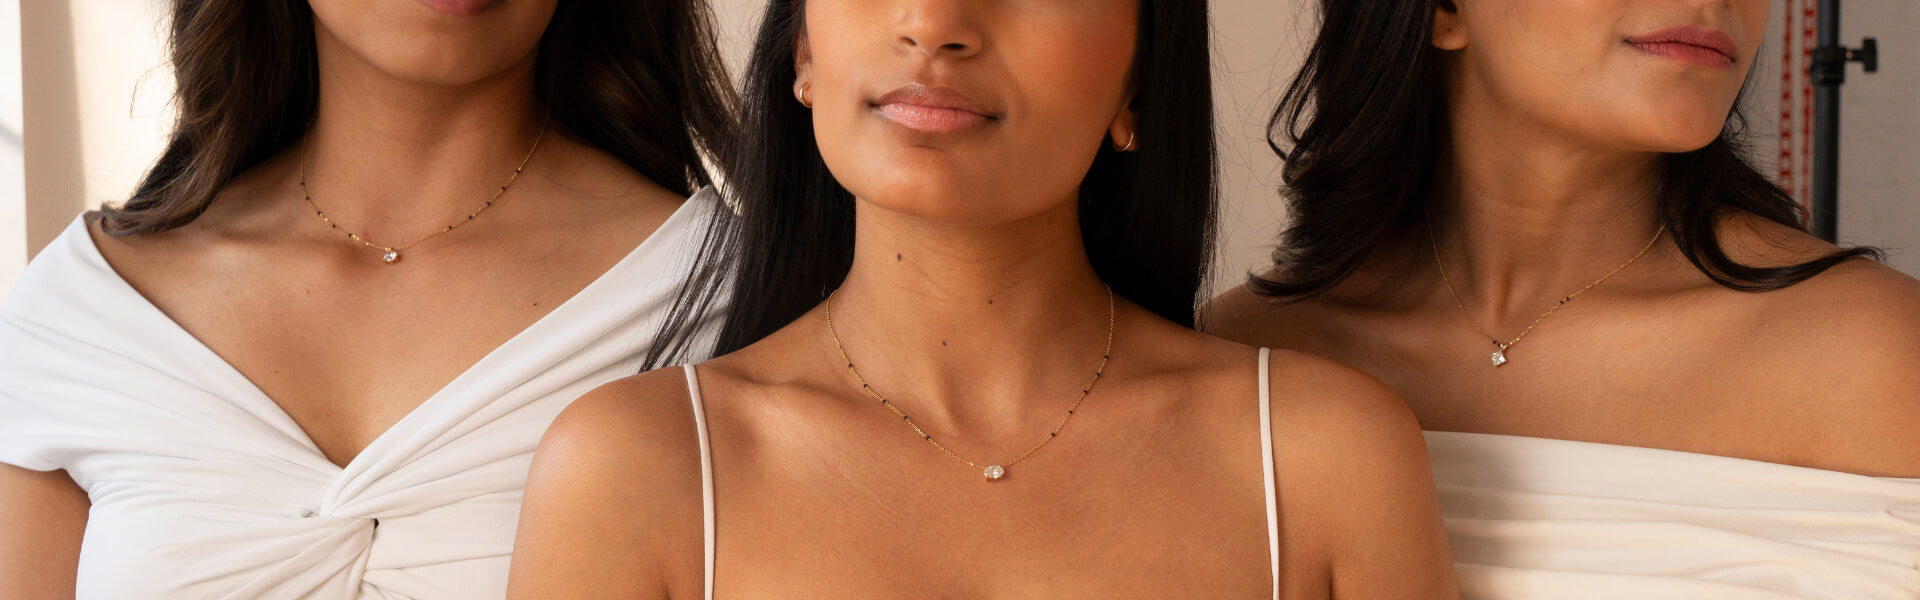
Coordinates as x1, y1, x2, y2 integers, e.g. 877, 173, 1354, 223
0, 466, 88, 598
508, 1, 1457, 598
1206, 0, 1920, 478
2, 1, 686, 596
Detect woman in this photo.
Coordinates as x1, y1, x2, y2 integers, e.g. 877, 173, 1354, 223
1207, 0, 1920, 598
0, 0, 732, 596
508, 1, 1457, 598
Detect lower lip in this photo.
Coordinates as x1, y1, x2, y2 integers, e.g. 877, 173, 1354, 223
416, 0, 499, 17
1630, 42, 1733, 69
877, 103, 991, 133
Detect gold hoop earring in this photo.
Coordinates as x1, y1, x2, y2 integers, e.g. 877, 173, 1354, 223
798, 82, 814, 109
1118, 131, 1137, 152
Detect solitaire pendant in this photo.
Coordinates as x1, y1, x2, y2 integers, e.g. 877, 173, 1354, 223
983, 465, 1006, 481
381, 250, 401, 264
1490, 343, 1509, 367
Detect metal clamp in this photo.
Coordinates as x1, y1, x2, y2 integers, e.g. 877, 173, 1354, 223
1811, 37, 1878, 85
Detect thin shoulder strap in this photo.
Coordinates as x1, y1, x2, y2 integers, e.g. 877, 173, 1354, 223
1257, 347, 1280, 598
682, 364, 716, 600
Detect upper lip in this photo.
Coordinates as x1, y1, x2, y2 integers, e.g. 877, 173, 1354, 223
1625, 26, 1737, 59
873, 83, 999, 119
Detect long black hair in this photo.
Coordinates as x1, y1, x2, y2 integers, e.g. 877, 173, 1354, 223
644, 0, 1217, 367
1251, 0, 1879, 300
104, 0, 735, 235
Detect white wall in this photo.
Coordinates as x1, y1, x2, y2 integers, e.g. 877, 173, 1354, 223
1837, 3, 1920, 271
4, 0, 1915, 300
18, 0, 172, 268
1, 0, 24, 306
1836, 4, 1920, 269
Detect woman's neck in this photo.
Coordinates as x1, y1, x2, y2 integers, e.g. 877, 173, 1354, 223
1428, 101, 1670, 321
825, 196, 1115, 432
296, 23, 546, 241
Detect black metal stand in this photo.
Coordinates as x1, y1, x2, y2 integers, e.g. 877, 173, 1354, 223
1808, 0, 1878, 242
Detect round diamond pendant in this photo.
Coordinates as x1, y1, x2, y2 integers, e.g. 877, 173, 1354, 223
381, 250, 401, 264
982, 465, 1006, 481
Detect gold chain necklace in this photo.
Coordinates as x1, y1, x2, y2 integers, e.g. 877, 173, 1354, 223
1427, 222, 1664, 367
824, 287, 1115, 481
297, 121, 548, 264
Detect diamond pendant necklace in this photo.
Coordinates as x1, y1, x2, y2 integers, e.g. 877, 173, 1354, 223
1427, 222, 1664, 367
297, 120, 547, 264
824, 287, 1115, 481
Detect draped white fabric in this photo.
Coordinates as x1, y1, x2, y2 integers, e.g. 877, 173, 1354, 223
0, 189, 722, 599
1428, 430, 1920, 600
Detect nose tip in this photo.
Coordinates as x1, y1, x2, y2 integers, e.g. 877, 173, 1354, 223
893, 2, 982, 59
899, 35, 975, 56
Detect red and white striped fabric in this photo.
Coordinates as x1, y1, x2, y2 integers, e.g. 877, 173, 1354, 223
1778, 0, 1817, 224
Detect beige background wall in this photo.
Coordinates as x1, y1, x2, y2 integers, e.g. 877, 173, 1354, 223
3, 0, 1914, 302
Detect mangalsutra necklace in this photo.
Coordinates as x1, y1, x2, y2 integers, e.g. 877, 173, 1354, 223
297, 121, 548, 264
824, 288, 1115, 481
1427, 222, 1664, 367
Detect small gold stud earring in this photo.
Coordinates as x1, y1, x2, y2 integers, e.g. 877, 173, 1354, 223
798, 82, 813, 109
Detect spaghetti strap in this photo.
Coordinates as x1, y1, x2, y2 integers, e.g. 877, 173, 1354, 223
682, 364, 716, 600
1257, 347, 1280, 598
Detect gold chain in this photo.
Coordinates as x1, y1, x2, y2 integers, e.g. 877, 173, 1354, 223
824, 288, 1115, 481
1427, 222, 1665, 365
297, 120, 548, 264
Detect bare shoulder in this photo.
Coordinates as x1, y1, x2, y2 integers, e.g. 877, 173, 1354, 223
88, 151, 299, 284
1132, 317, 1425, 485
509, 367, 703, 598
1784, 257, 1920, 378
1251, 346, 1432, 506
1174, 294, 1418, 441
1264, 350, 1425, 465
1715, 211, 1920, 393
536, 367, 702, 484
523, 365, 703, 526
1710, 211, 1920, 474
1263, 350, 1457, 598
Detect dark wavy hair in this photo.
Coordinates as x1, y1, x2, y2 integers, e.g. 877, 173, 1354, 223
1251, 0, 1880, 300
644, 0, 1217, 366
102, 0, 735, 236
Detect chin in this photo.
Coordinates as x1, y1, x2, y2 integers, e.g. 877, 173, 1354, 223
1609, 96, 1739, 153
1634, 117, 1734, 154
313, 2, 549, 88
849, 175, 1053, 227
863, 187, 1030, 226
825, 149, 1021, 225
370, 46, 531, 86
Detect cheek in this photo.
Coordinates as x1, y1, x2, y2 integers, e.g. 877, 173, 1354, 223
1459, 0, 1740, 152
1465, 0, 1617, 93
1736, 0, 1770, 38
987, 22, 1135, 194
1013, 23, 1135, 146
